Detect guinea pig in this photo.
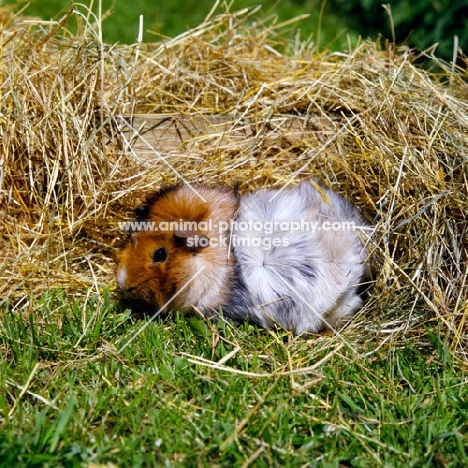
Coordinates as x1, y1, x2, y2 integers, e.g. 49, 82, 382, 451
115, 181, 371, 335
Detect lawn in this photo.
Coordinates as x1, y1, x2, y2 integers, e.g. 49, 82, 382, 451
1, 290, 467, 467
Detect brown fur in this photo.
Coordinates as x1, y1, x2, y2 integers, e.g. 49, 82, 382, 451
116, 185, 238, 314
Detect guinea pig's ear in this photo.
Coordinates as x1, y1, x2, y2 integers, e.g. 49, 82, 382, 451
135, 204, 149, 221
174, 230, 209, 251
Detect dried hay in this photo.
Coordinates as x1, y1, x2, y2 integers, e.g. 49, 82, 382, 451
1, 5, 467, 356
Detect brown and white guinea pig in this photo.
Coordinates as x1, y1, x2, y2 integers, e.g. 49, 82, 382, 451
115, 184, 239, 316
115, 181, 371, 335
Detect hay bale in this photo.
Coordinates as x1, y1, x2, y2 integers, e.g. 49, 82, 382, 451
1, 6, 467, 351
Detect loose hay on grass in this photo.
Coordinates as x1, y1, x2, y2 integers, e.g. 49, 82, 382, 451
0, 5, 467, 358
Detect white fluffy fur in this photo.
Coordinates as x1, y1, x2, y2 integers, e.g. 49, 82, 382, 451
232, 181, 369, 335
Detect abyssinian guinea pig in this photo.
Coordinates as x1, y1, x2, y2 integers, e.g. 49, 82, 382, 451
115, 181, 371, 335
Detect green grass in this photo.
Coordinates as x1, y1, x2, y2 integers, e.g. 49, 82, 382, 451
3, 0, 354, 49
1, 290, 467, 467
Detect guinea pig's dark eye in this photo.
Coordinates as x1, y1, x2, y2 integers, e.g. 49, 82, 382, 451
152, 248, 167, 263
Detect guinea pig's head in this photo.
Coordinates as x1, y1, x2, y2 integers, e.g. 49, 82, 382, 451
115, 184, 239, 314
115, 230, 211, 312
